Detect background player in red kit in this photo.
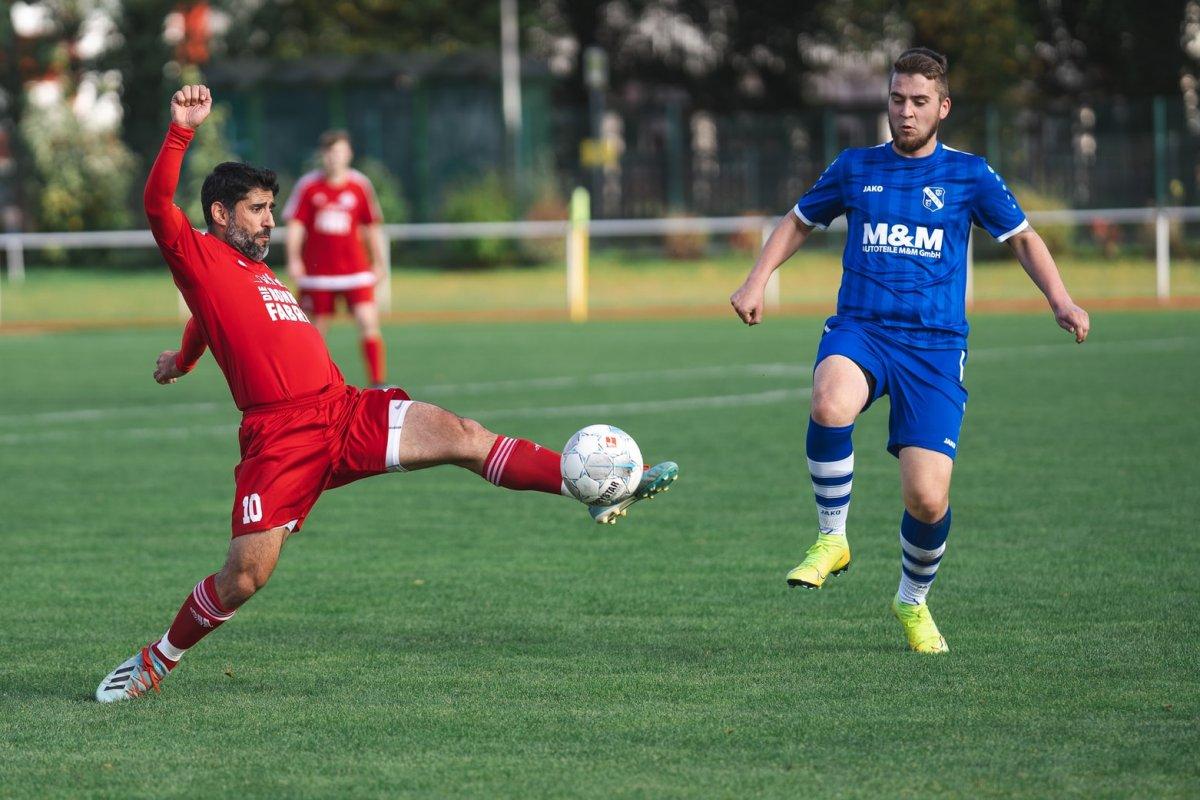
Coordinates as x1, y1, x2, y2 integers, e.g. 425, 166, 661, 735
95, 85, 678, 703
284, 130, 389, 386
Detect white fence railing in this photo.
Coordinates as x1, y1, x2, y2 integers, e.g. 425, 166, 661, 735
1, 206, 1198, 324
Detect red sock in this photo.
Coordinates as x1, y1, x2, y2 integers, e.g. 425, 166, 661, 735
483, 436, 564, 495
362, 336, 386, 385
151, 574, 235, 669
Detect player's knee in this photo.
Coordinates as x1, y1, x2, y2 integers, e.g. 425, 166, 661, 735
216, 560, 274, 608
445, 414, 495, 467
904, 491, 949, 524
455, 415, 492, 443
810, 390, 858, 427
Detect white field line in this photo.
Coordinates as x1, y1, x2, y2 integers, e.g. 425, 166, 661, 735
418, 361, 808, 394
0, 335, 1194, 447
0, 362, 809, 428
0, 388, 812, 446
14, 401, 222, 423
469, 387, 811, 420
965, 335, 1197, 361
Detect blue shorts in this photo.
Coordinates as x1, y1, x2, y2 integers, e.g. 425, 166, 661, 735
815, 316, 968, 460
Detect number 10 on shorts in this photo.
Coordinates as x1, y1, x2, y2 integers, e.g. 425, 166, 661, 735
241, 493, 263, 524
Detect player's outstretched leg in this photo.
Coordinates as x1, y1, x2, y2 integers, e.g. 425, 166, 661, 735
393, 401, 676, 525
95, 527, 288, 702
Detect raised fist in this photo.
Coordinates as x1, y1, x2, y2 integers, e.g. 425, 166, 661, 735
171, 84, 212, 130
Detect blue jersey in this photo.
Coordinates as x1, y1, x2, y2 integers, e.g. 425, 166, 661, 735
794, 140, 1027, 349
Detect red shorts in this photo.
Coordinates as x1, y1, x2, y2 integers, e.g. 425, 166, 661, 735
232, 383, 412, 537
299, 285, 375, 317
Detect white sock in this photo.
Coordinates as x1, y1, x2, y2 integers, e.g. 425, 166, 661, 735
808, 453, 853, 536
155, 632, 186, 662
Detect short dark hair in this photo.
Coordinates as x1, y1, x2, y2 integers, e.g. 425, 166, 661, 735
319, 129, 352, 150
200, 162, 280, 227
892, 47, 949, 99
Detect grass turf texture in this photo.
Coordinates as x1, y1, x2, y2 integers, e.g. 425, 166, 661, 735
1, 311, 1198, 798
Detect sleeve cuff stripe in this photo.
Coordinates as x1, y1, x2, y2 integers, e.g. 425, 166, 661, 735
793, 204, 826, 230
996, 218, 1029, 242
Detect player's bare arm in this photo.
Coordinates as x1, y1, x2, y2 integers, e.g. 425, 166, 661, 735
171, 84, 211, 130
1006, 228, 1091, 343
286, 220, 307, 281
731, 210, 813, 325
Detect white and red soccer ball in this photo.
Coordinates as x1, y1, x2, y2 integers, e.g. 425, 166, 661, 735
560, 425, 643, 505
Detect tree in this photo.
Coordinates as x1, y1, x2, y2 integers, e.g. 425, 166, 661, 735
219, 0, 518, 59
9, 1, 139, 231
1009, 0, 1190, 104
102, 1, 176, 171
905, 0, 1037, 104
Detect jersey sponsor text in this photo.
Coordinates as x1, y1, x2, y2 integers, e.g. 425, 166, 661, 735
862, 222, 944, 259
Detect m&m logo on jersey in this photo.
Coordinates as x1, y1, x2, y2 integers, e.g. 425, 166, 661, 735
862, 222, 944, 259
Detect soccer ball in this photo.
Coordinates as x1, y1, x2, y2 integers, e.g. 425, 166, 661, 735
561, 425, 644, 505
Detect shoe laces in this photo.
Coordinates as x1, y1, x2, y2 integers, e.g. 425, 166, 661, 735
804, 536, 844, 564
126, 647, 167, 698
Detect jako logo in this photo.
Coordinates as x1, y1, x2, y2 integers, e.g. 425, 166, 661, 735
862, 184, 884, 192
862, 222, 944, 255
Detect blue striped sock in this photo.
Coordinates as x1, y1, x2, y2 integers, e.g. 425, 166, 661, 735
806, 419, 854, 535
898, 508, 951, 605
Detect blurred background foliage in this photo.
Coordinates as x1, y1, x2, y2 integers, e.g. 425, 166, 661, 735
2, 0, 1198, 242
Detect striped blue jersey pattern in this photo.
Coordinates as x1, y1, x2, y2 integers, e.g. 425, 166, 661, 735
794, 141, 1028, 349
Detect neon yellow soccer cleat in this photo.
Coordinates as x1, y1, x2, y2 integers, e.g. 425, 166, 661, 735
785, 533, 851, 589
891, 594, 949, 653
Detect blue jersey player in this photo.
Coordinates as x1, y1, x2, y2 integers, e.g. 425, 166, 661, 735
731, 48, 1090, 653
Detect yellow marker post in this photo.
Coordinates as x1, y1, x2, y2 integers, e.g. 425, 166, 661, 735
567, 187, 590, 322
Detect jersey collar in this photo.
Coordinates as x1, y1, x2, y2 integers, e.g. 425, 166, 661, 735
885, 139, 943, 163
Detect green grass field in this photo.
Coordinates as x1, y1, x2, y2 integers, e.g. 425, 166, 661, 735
3, 251, 1199, 323
2, 311, 1198, 798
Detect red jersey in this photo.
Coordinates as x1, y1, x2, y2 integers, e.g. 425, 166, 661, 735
145, 123, 345, 411
283, 169, 382, 291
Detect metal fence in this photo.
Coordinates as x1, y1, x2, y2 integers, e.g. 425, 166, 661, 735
208, 89, 1198, 218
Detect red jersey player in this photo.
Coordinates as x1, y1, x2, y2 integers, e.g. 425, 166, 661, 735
95, 85, 678, 703
284, 130, 389, 386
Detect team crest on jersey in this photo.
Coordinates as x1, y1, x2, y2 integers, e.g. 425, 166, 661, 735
922, 186, 946, 211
